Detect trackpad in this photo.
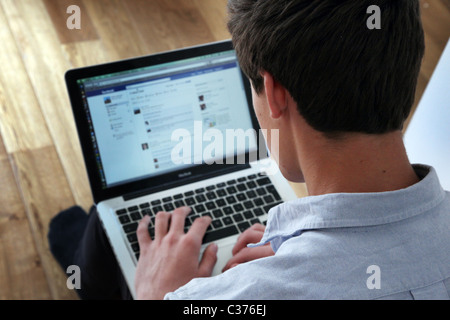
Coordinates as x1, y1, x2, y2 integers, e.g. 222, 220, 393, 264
202, 237, 236, 276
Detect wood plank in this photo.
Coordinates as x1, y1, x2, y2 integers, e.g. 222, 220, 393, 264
43, 0, 99, 44
81, 0, 144, 61
0, 137, 52, 299
191, 0, 230, 41
10, 146, 79, 300
61, 39, 111, 68
124, 0, 217, 53
2, 0, 93, 211
420, 0, 450, 49
0, 4, 53, 153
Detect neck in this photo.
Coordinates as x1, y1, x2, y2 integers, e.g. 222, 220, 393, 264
299, 131, 420, 196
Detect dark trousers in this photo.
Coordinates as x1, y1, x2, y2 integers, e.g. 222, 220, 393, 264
74, 208, 132, 300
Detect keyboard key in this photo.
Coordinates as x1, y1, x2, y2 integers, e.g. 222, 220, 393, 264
152, 205, 163, 214
246, 190, 257, 198
236, 193, 247, 201
266, 186, 282, 201
238, 221, 251, 232
205, 201, 217, 210
223, 206, 233, 215
206, 185, 216, 191
148, 226, 155, 239
119, 215, 131, 224
226, 186, 237, 194
256, 187, 267, 196
216, 189, 227, 197
237, 183, 247, 192
243, 200, 254, 209
243, 211, 254, 220
227, 179, 236, 185
233, 203, 244, 212
254, 198, 264, 206
123, 222, 138, 234
130, 211, 142, 221
212, 219, 224, 229
131, 242, 140, 253
127, 233, 137, 243
194, 204, 206, 213
247, 174, 257, 180
226, 196, 237, 204
222, 216, 233, 225
185, 197, 196, 206
195, 194, 207, 203
184, 191, 194, 197
173, 193, 183, 199
151, 199, 161, 206
212, 209, 223, 218
215, 198, 226, 207
162, 196, 173, 203
139, 202, 150, 209
232, 213, 244, 223
174, 200, 185, 208
163, 203, 175, 211
264, 194, 275, 204
246, 181, 257, 189
257, 177, 271, 186
206, 192, 217, 200
195, 187, 205, 194
141, 208, 152, 216
216, 182, 226, 188
237, 177, 247, 183
128, 206, 139, 212
253, 208, 264, 216
202, 225, 239, 244
116, 209, 127, 216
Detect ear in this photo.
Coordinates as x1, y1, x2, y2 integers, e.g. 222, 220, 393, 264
262, 72, 288, 119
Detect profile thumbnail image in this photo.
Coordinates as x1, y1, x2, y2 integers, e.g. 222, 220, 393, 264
203, 117, 216, 128
104, 96, 112, 104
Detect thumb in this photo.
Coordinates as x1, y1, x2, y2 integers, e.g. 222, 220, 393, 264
198, 243, 218, 277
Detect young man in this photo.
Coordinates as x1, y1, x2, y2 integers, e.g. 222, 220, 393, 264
49, 0, 450, 300
132, 0, 450, 300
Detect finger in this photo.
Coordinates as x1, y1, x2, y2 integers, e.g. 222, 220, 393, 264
232, 225, 265, 255
223, 245, 274, 272
188, 215, 212, 243
169, 206, 191, 233
198, 243, 218, 277
249, 223, 266, 232
137, 215, 152, 248
154, 211, 171, 241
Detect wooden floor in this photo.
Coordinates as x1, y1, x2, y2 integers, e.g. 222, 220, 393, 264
0, 0, 448, 300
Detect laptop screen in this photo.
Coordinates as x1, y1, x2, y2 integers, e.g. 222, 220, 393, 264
75, 49, 258, 189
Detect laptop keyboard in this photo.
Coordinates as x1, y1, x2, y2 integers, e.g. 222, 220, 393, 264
115, 173, 283, 260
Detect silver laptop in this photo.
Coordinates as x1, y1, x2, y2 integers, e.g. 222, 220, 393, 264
65, 40, 297, 298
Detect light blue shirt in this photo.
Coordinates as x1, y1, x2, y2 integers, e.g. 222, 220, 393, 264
165, 165, 450, 300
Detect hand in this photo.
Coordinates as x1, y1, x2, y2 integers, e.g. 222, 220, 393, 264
134, 207, 218, 300
222, 223, 274, 272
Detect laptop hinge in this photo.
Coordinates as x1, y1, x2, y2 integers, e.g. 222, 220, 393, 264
123, 164, 250, 201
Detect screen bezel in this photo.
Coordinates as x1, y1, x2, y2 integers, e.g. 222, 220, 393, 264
65, 40, 266, 204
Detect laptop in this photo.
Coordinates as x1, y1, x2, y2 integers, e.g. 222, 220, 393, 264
65, 40, 297, 298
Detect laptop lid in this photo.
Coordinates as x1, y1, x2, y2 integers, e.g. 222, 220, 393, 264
65, 40, 266, 204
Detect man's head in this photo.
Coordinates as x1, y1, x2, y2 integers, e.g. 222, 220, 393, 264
227, 0, 425, 137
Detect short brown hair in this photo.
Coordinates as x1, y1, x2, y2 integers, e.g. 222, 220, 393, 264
227, 0, 425, 135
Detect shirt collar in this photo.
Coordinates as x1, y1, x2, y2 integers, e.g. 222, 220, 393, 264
250, 165, 446, 252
